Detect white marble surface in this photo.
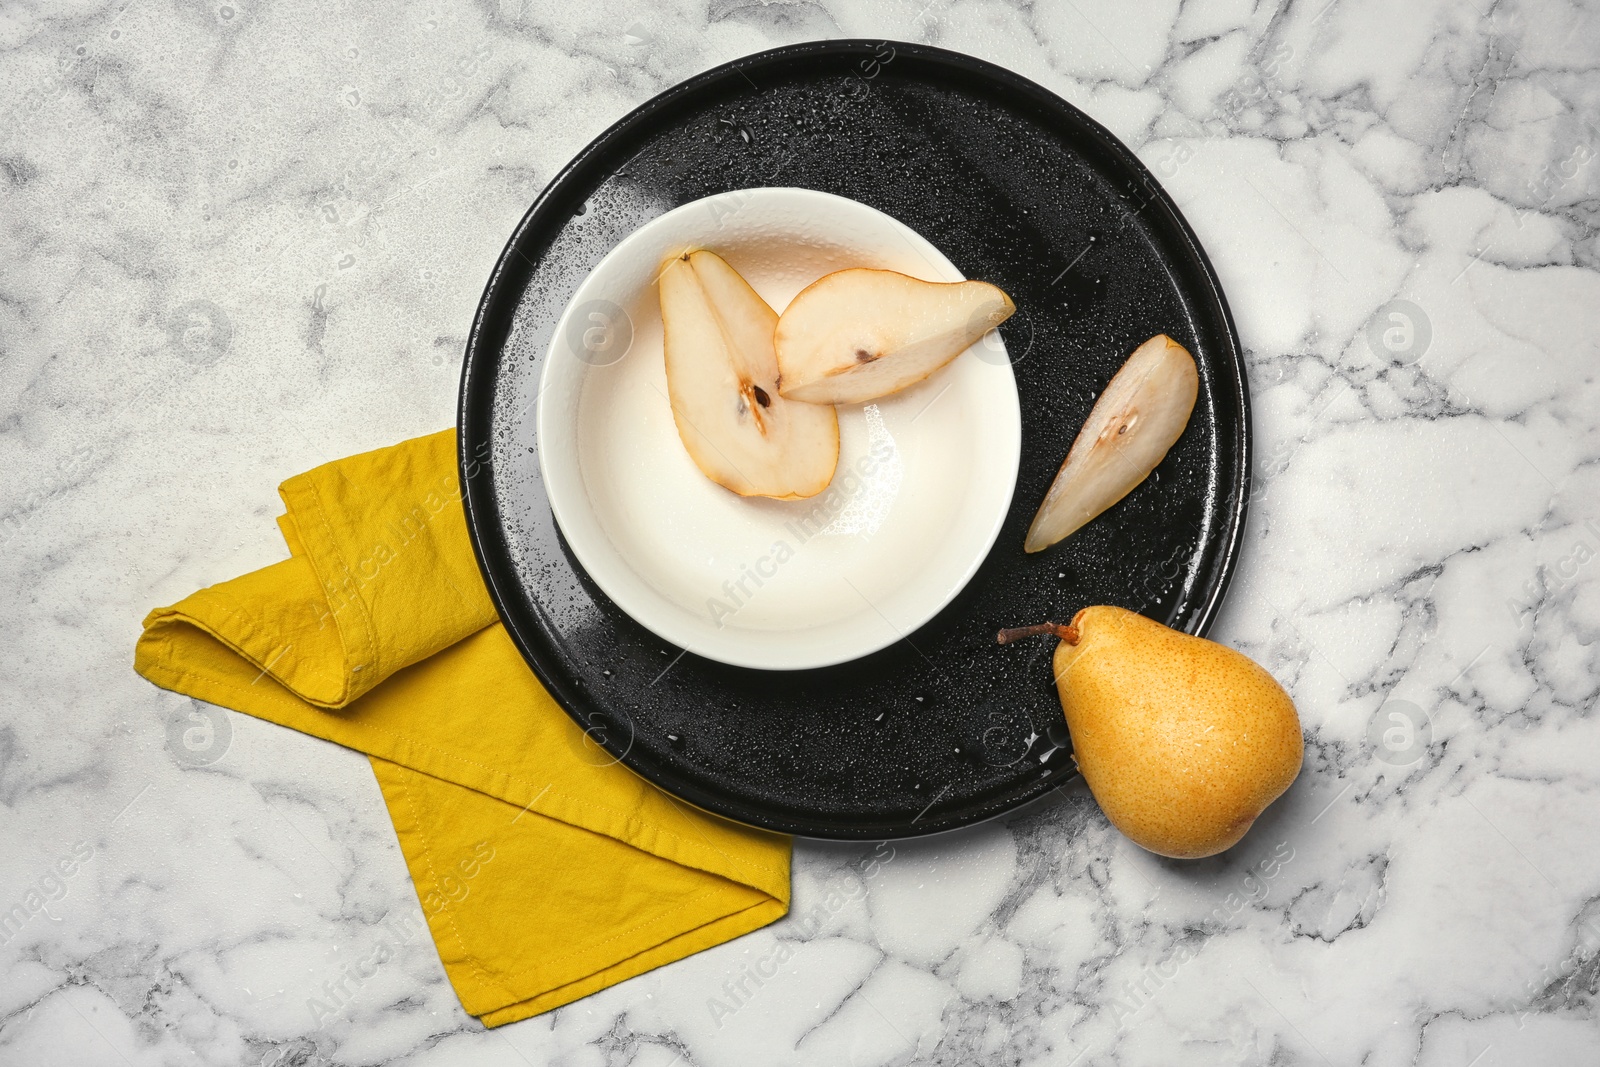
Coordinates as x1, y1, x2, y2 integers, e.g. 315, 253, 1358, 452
4, 0, 1600, 1063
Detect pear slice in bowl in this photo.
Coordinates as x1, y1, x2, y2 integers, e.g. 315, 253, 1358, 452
774, 268, 1014, 405
660, 250, 839, 500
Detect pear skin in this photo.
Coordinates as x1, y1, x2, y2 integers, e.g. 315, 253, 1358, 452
1047, 606, 1302, 859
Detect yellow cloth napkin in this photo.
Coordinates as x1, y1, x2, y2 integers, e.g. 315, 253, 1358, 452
134, 429, 790, 1026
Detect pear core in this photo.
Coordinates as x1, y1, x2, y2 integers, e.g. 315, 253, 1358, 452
1047, 606, 1303, 859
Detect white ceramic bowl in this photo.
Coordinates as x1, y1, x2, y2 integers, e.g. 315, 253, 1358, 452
537, 188, 1020, 670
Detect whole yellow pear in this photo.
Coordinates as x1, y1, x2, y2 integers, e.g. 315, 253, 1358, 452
1037, 606, 1302, 858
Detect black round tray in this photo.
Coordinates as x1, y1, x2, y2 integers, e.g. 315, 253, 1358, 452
458, 40, 1249, 839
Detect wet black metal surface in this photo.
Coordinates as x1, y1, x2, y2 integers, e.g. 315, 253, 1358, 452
458, 41, 1250, 839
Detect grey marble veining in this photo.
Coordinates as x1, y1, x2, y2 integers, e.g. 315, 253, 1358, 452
4, 0, 1600, 1063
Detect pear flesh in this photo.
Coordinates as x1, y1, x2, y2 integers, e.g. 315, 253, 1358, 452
1025, 334, 1198, 552
774, 268, 1015, 406
659, 250, 839, 499
1009, 606, 1302, 859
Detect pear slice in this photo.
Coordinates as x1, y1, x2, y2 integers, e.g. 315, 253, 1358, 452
659, 250, 839, 500
1025, 334, 1198, 552
774, 268, 1015, 405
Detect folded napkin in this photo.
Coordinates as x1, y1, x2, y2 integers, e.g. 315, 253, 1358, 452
134, 429, 789, 1026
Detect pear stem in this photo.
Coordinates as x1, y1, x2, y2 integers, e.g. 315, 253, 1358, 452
996, 621, 1080, 646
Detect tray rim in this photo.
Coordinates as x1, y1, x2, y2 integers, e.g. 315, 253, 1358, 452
457, 38, 1252, 840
